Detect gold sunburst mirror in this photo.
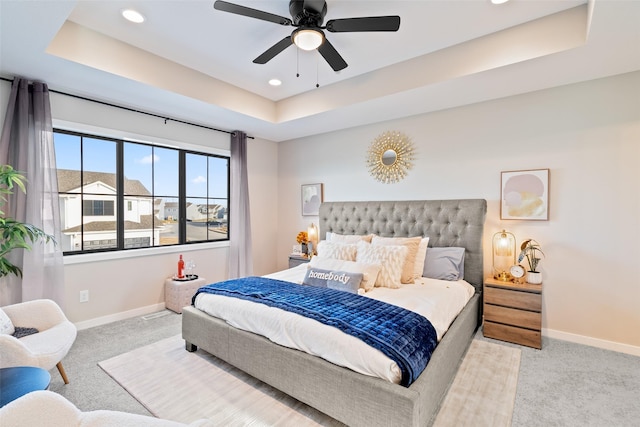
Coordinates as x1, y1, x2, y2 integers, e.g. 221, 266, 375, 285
366, 131, 415, 184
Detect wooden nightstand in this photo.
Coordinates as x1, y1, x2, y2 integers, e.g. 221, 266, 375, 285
483, 277, 542, 349
288, 255, 310, 268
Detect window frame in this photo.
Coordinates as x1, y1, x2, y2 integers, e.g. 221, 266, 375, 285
54, 128, 231, 255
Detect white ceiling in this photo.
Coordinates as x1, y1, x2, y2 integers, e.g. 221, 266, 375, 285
1, 0, 639, 142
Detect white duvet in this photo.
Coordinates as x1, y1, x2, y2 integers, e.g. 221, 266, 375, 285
194, 264, 475, 384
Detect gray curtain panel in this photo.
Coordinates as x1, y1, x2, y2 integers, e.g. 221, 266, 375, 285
0, 78, 65, 306
228, 130, 253, 278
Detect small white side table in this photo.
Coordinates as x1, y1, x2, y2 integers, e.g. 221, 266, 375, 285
164, 276, 207, 314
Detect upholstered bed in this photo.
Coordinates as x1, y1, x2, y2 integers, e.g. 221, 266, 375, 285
182, 199, 486, 426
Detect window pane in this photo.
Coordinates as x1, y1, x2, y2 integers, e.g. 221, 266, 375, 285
83, 138, 116, 195
124, 142, 153, 196
154, 147, 179, 197
208, 156, 228, 198
186, 153, 207, 198
124, 196, 155, 248
186, 197, 206, 242
82, 195, 117, 250
55, 133, 82, 191
158, 197, 179, 246
208, 199, 228, 240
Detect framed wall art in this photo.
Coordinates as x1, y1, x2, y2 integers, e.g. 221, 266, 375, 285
301, 183, 323, 216
501, 169, 549, 220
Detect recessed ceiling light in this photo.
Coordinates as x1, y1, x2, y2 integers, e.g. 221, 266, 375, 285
122, 9, 145, 23
491, 0, 510, 4
268, 79, 282, 86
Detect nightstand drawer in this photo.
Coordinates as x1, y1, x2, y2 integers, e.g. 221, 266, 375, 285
484, 304, 541, 330
485, 286, 541, 312
484, 321, 541, 349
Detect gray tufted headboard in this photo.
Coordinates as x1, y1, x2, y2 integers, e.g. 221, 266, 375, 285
319, 199, 487, 289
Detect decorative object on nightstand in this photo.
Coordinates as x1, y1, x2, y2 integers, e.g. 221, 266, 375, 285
296, 230, 309, 255
307, 223, 318, 255
483, 277, 542, 349
518, 238, 544, 284
509, 264, 526, 284
492, 230, 516, 281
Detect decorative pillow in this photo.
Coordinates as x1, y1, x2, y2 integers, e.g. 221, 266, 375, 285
356, 240, 408, 289
414, 237, 430, 280
326, 232, 374, 243
309, 256, 381, 291
316, 240, 358, 261
0, 308, 15, 335
12, 326, 39, 338
422, 247, 466, 281
371, 236, 422, 284
303, 267, 363, 294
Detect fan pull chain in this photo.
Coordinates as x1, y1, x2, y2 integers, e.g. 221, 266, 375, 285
296, 48, 300, 78
316, 54, 320, 88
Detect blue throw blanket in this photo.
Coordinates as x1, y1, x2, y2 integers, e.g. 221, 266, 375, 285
193, 276, 437, 386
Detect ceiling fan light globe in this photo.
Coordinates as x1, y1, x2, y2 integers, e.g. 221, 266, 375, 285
293, 28, 324, 50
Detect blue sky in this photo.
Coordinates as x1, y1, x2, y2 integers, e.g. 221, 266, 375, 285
54, 132, 228, 200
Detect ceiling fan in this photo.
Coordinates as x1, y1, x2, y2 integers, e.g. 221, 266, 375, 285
213, 0, 401, 72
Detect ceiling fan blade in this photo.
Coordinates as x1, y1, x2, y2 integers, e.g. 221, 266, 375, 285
317, 39, 347, 71
214, 1, 292, 26
326, 16, 400, 32
253, 37, 293, 64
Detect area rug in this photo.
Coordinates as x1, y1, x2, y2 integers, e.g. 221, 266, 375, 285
99, 335, 520, 426
433, 340, 521, 427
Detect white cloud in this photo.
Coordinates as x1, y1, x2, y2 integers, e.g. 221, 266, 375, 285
139, 154, 159, 164
192, 176, 206, 184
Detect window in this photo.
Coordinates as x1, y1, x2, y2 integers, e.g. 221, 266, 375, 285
54, 129, 229, 254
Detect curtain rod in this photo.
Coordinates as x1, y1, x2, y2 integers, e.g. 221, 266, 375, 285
0, 76, 254, 139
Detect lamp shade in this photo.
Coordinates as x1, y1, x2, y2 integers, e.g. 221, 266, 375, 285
307, 223, 319, 255
493, 230, 515, 281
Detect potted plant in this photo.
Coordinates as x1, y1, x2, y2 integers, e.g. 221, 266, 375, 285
0, 165, 54, 278
517, 238, 544, 284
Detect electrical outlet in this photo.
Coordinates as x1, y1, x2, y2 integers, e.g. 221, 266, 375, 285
79, 290, 89, 303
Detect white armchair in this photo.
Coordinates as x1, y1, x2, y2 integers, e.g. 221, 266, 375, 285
0, 390, 215, 427
0, 299, 77, 384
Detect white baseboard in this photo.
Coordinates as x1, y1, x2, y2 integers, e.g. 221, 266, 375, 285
544, 328, 640, 357
74, 302, 167, 330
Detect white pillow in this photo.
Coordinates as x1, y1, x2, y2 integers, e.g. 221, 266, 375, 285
0, 308, 15, 335
371, 236, 422, 284
355, 240, 408, 289
309, 256, 382, 291
326, 232, 374, 243
316, 240, 358, 261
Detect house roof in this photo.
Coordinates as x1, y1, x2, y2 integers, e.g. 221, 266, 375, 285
57, 169, 151, 196
63, 214, 157, 233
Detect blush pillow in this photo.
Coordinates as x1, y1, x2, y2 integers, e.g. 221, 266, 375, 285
422, 247, 466, 281
371, 236, 422, 284
309, 256, 381, 291
303, 267, 364, 294
356, 240, 408, 289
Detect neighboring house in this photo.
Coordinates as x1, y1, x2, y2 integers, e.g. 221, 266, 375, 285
57, 169, 160, 251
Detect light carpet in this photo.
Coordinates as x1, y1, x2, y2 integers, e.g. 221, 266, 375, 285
99, 335, 520, 426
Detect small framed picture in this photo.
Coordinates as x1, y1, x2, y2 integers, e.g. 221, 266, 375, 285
301, 183, 323, 216
501, 169, 549, 220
